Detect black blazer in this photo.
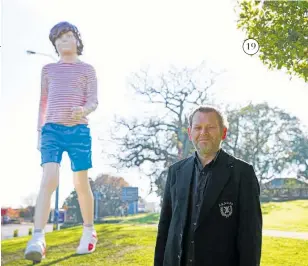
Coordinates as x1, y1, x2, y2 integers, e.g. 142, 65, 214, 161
154, 150, 262, 266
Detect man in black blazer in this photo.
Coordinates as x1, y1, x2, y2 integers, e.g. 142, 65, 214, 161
154, 105, 262, 266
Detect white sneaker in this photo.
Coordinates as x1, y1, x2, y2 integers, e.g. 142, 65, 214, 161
24, 234, 46, 262
76, 229, 98, 255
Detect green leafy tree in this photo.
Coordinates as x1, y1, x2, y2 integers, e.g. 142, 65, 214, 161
94, 174, 130, 217
224, 103, 308, 183
237, 0, 308, 81
291, 134, 308, 179
63, 176, 131, 221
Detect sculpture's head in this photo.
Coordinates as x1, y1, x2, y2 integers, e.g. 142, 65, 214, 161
49, 21, 83, 56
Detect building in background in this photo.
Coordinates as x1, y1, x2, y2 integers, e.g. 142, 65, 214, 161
261, 177, 308, 202
263, 177, 308, 189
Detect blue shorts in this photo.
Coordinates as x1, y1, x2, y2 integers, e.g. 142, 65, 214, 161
40, 123, 92, 172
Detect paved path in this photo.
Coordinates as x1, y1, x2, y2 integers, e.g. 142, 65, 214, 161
263, 229, 308, 240
1, 223, 56, 240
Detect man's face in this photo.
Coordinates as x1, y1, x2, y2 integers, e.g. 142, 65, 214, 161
188, 111, 226, 156
55, 31, 77, 55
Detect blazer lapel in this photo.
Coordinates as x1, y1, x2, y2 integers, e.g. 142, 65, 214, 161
175, 156, 194, 212
196, 150, 232, 230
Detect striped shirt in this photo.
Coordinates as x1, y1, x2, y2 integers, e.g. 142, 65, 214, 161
37, 60, 98, 131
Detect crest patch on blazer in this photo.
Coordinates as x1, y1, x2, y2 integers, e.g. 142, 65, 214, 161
219, 202, 233, 218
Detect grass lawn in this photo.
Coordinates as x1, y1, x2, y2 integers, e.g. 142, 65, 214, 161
262, 200, 308, 232
2, 224, 308, 266
103, 213, 159, 224
105, 200, 308, 232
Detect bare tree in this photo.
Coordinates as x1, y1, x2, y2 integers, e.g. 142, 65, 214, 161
105, 63, 308, 199
23, 193, 37, 208
107, 63, 222, 198
22, 193, 38, 220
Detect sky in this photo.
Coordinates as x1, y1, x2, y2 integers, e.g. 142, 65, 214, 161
0, 0, 307, 209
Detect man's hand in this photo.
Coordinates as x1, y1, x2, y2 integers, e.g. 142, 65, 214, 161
71, 106, 85, 120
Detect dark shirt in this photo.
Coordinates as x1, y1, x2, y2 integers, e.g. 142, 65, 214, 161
182, 149, 221, 266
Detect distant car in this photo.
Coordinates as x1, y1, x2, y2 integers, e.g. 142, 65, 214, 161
2, 216, 10, 224
2, 216, 20, 224
138, 204, 146, 213
9, 218, 21, 224
138, 208, 146, 213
